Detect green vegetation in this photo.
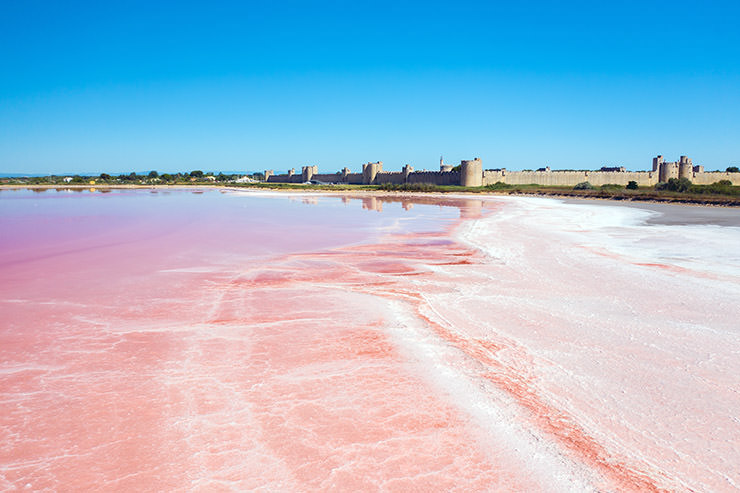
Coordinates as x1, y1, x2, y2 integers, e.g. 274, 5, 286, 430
599, 183, 624, 191
485, 181, 513, 190
727, 166, 739, 172
689, 180, 740, 197
573, 181, 594, 190
626, 180, 638, 190
648, 178, 740, 197
656, 177, 692, 192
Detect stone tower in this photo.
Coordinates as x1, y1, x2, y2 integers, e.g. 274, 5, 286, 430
659, 161, 679, 183
402, 164, 414, 182
652, 155, 664, 172
362, 161, 383, 184
460, 158, 483, 187
678, 156, 693, 180
439, 155, 453, 173
302, 165, 318, 182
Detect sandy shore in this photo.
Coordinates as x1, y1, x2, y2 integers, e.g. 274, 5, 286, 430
562, 196, 740, 226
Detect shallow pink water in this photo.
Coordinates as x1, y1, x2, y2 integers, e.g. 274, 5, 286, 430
1, 189, 739, 491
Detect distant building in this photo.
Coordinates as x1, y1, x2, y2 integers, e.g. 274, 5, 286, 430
439, 156, 454, 172
652, 155, 693, 182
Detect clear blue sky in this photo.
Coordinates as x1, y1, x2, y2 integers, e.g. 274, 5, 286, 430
2, 0, 739, 174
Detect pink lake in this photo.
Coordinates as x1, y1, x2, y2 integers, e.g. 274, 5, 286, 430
1, 188, 739, 492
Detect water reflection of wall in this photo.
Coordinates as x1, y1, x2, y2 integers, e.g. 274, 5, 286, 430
301, 193, 486, 219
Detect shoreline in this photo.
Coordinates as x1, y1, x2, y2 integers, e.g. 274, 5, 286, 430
3, 183, 740, 208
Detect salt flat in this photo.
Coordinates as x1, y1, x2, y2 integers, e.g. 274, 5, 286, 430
1, 189, 738, 491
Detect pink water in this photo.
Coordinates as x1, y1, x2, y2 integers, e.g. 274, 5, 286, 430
1, 189, 739, 491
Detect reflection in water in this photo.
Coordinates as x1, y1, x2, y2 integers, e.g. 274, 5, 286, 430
344, 194, 485, 219
11, 187, 486, 219
361, 196, 382, 212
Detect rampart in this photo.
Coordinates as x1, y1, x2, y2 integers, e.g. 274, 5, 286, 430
483, 170, 659, 187
689, 171, 740, 185
265, 155, 739, 187
407, 171, 461, 185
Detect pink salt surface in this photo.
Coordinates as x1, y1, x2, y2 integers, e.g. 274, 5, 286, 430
1, 188, 739, 492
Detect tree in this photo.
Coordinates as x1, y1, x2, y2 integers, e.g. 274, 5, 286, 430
99, 173, 111, 180
160, 173, 172, 181
190, 170, 204, 178
727, 166, 739, 173
148, 170, 159, 178
626, 180, 638, 190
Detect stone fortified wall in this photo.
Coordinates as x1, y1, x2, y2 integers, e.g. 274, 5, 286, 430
266, 155, 739, 187
483, 170, 659, 187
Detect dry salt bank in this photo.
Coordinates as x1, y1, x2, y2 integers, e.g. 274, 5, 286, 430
0, 188, 738, 492
441, 196, 740, 491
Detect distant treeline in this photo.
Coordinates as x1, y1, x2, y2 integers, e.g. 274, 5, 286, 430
1, 170, 265, 185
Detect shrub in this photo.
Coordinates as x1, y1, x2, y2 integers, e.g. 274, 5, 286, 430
485, 181, 512, 190
694, 180, 739, 196
656, 177, 692, 192
626, 180, 638, 190
727, 166, 739, 172
600, 183, 624, 190
573, 181, 594, 190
